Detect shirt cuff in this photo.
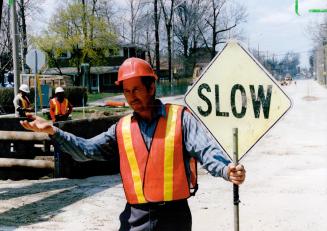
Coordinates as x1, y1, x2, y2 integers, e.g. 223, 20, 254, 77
49, 126, 63, 142
222, 165, 230, 181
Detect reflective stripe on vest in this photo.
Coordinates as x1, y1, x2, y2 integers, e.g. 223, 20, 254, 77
18, 94, 30, 109
117, 104, 192, 204
51, 98, 68, 115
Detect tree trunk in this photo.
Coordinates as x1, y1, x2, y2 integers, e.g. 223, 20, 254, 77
167, 25, 172, 82
19, 0, 27, 71
0, 0, 3, 30
154, 0, 160, 78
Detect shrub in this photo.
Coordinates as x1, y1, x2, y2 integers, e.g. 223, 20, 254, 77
0, 88, 15, 113
0, 88, 36, 114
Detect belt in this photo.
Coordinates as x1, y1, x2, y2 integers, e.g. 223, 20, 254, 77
129, 199, 188, 210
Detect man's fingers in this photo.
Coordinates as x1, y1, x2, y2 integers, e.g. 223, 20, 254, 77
20, 120, 34, 131
231, 179, 244, 185
228, 163, 246, 185
236, 164, 245, 171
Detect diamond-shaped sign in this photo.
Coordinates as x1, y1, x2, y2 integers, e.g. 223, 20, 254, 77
184, 41, 292, 160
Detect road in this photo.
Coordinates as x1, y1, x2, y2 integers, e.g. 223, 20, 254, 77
0, 79, 326, 230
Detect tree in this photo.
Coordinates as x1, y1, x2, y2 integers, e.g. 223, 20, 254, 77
200, 0, 247, 58
0, 2, 12, 73
33, 1, 118, 76
16, 0, 44, 72
173, 0, 208, 76
159, 0, 175, 82
154, 0, 161, 76
30, 33, 64, 75
0, 0, 3, 29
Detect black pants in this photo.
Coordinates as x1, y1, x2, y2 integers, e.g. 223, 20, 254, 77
119, 199, 192, 231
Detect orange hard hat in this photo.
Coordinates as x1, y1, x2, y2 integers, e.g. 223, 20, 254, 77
116, 57, 157, 85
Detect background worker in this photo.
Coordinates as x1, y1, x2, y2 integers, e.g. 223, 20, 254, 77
49, 87, 73, 122
13, 84, 33, 117
21, 58, 246, 231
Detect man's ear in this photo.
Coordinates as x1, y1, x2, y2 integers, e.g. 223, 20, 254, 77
150, 82, 156, 96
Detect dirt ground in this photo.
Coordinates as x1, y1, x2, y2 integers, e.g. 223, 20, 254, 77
0, 79, 326, 230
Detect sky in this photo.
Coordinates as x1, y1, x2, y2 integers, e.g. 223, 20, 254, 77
32, 0, 327, 68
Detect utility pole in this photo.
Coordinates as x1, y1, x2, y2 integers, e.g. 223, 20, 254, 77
323, 40, 326, 85
10, 0, 20, 96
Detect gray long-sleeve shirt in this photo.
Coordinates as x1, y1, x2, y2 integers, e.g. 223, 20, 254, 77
51, 100, 231, 180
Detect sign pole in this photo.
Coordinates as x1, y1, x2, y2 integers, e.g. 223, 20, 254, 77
233, 128, 240, 231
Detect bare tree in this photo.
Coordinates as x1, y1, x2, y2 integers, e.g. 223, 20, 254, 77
0, 0, 3, 30
159, 0, 175, 82
125, 0, 146, 44
16, 0, 44, 72
199, 0, 247, 58
96, 0, 118, 34
154, 0, 161, 76
0, 3, 12, 73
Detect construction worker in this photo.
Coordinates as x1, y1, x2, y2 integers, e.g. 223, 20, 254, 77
13, 84, 33, 117
20, 57, 246, 231
49, 87, 73, 122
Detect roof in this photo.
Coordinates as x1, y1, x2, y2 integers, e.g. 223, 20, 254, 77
43, 66, 120, 75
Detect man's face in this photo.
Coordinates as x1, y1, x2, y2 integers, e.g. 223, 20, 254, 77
56, 93, 64, 101
122, 77, 155, 113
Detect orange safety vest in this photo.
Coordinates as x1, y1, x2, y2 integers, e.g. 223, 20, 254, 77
117, 104, 198, 204
51, 98, 69, 116
18, 94, 30, 109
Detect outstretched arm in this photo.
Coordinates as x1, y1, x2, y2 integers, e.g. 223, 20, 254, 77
20, 114, 117, 161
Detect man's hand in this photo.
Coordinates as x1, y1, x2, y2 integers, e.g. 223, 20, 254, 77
227, 163, 246, 185
20, 114, 56, 135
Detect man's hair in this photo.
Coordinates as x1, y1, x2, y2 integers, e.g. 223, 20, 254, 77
140, 76, 155, 91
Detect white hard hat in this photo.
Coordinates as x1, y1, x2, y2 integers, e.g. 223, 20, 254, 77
55, 87, 64, 94
19, 84, 30, 93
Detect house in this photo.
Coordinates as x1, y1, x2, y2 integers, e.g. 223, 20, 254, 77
42, 43, 146, 93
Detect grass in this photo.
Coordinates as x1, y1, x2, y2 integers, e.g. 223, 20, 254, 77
87, 92, 120, 103
39, 106, 131, 121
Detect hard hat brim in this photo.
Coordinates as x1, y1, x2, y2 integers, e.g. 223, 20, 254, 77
115, 74, 158, 85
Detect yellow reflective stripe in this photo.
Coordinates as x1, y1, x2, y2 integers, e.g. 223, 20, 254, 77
52, 99, 59, 115
19, 95, 27, 108
64, 99, 68, 113
122, 115, 146, 203
21, 98, 27, 108
164, 105, 179, 201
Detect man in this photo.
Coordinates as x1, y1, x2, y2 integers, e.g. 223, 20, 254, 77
13, 84, 33, 117
21, 58, 246, 231
49, 87, 73, 122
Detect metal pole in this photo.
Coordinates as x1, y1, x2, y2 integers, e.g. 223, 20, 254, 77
323, 43, 326, 85
10, 0, 20, 96
170, 7, 174, 86
34, 50, 38, 115
233, 128, 240, 231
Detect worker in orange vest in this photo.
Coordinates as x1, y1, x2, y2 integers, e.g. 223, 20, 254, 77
20, 58, 246, 231
49, 87, 73, 122
13, 84, 33, 117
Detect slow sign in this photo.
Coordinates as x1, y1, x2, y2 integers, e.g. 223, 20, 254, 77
184, 41, 292, 160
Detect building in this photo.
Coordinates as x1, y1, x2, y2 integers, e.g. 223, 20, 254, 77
42, 43, 146, 93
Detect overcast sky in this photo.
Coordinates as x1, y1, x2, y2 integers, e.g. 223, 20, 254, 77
33, 0, 327, 68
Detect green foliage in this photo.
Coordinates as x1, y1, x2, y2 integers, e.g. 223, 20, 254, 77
0, 88, 15, 113
31, 1, 118, 72
52, 87, 88, 107
0, 88, 37, 113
